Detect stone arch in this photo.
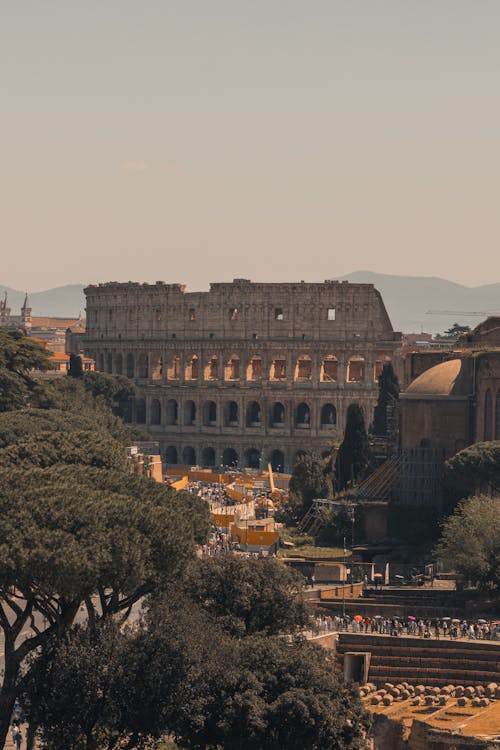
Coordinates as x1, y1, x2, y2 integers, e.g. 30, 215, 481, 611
150, 352, 163, 380
115, 353, 123, 375
270, 402, 285, 427
201, 446, 216, 467
166, 354, 180, 380
320, 354, 338, 382
106, 352, 113, 373
295, 402, 311, 428
224, 353, 240, 381
294, 354, 312, 381
496, 390, 500, 440
182, 446, 196, 465
137, 353, 148, 379
166, 399, 178, 426
270, 355, 286, 381
269, 449, 285, 472
185, 355, 199, 381
135, 398, 146, 424
184, 400, 196, 426
126, 353, 134, 378
225, 400, 239, 426
320, 403, 337, 428
165, 446, 178, 465
247, 355, 263, 381
203, 400, 217, 426
98, 353, 105, 372
123, 400, 133, 423
222, 448, 239, 467
244, 447, 261, 470
484, 388, 493, 441
246, 401, 262, 427
203, 354, 219, 381
150, 398, 161, 425
347, 355, 365, 383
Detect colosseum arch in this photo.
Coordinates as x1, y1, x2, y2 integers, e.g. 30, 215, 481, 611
165, 446, 178, 465
114, 353, 123, 375
269, 449, 285, 472
347, 355, 365, 383
182, 446, 196, 465
185, 355, 199, 381
320, 354, 338, 382
150, 398, 162, 425
244, 447, 261, 469
270, 402, 285, 427
150, 352, 163, 380
270, 355, 286, 381
224, 354, 240, 381
203, 354, 219, 381
374, 354, 391, 383
166, 399, 178, 426
222, 447, 239, 467
246, 401, 262, 427
126, 353, 134, 378
295, 402, 311, 428
484, 389, 493, 441
98, 353, 105, 372
137, 353, 148, 379
201, 446, 216, 467
224, 401, 239, 426
202, 401, 217, 426
320, 403, 337, 428
294, 354, 312, 381
246, 355, 263, 381
135, 398, 146, 424
106, 352, 113, 374
166, 354, 180, 380
184, 400, 196, 426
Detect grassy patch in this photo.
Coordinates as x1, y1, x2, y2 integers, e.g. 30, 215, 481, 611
279, 544, 349, 559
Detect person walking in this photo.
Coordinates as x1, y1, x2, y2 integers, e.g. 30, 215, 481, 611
10, 721, 22, 749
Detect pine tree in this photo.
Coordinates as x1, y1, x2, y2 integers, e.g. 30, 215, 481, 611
335, 404, 369, 490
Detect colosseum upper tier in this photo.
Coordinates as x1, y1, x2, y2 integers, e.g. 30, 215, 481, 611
84, 279, 401, 472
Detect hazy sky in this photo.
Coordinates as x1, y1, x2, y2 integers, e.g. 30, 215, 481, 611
2, 1, 499, 291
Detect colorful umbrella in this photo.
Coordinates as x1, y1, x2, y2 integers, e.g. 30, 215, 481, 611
407, 616, 416, 621
354, 615, 363, 622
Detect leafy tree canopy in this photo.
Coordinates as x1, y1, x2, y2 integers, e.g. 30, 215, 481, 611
435, 494, 500, 591
288, 451, 333, 518
0, 330, 52, 411
444, 441, 500, 510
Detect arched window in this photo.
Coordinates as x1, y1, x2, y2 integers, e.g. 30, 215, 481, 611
138, 353, 148, 379
106, 353, 113, 373
320, 403, 337, 428
126, 353, 134, 378
135, 398, 146, 424
115, 353, 123, 375
320, 355, 338, 382
270, 402, 285, 427
185, 355, 199, 381
166, 354, 180, 380
182, 446, 196, 465
225, 401, 239, 426
150, 352, 163, 380
166, 399, 178, 426
295, 402, 311, 428
150, 399, 161, 425
347, 356, 365, 383
204, 355, 219, 381
269, 449, 285, 472
244, 448, 261, 469
246, 401, 262, 427
224, 354, 240, 381
247, 356, 262, 381
222, 448, 239, 467
484, 389, 493, 441
294, 355, 312, 381
165, 446, 178, 465
496, 390, 500, 440
98, 353, 105, 372
270, 356, 286, 381
184, 400, 196, 426
203, 401, 217, 426
201, 447, 216, 467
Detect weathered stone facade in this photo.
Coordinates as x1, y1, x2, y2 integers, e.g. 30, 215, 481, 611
84, 279, 401, 471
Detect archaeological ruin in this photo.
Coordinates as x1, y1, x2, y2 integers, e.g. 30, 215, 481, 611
84, 279, 401, 471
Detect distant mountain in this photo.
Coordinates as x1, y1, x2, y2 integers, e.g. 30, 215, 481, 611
0, 285, 86, 318
338, 271, 500, 335
1, 274, 499, 334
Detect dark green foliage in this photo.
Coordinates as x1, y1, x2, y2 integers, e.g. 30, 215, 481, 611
335, 404, 370, 490
372, 362, 399, 437
289, 451, 333, 518
435, 494, 500, 591
81, 371, 136, 418
67, 353, 83, 378
182, 554, 310, 637
444, 441, 500, 511
0, 329, 52, 411
435, 323, 470, 340
316, 501, 357, 547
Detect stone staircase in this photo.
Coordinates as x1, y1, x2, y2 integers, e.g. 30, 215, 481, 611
336, 634, 500, 687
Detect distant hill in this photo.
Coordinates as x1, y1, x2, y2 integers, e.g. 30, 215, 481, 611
1, 274, 499, 334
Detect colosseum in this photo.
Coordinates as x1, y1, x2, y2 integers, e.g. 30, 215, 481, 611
84, 279, 401, 472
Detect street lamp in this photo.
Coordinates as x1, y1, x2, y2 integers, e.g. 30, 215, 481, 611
342, 535, 346, 619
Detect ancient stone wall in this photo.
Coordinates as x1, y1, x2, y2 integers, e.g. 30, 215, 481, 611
84, 279, 401, 471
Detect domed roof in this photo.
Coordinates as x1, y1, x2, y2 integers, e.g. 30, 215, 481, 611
405, 359, 471, 397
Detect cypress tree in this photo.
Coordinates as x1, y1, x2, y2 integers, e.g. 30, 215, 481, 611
373, 362, 399, 437
335, 404, 369, 490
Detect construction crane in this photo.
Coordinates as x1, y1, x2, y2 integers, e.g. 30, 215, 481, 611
426, 310, 500, 317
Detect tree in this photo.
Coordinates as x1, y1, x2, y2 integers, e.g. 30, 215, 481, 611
435, 495, 500, 591
182, 554, 310, 637
315, 501, 356, 547
435, 323, 470, 340
372, 362, 399, 438
288, 451, 333, 518
0, 329, 52, 411
335, 404, 370, 490
444, 441, 500, 511
81, 371, 136, 418
68, 353, 84, 378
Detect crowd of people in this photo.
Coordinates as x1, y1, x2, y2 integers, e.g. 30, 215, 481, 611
313, 614, 500, 641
